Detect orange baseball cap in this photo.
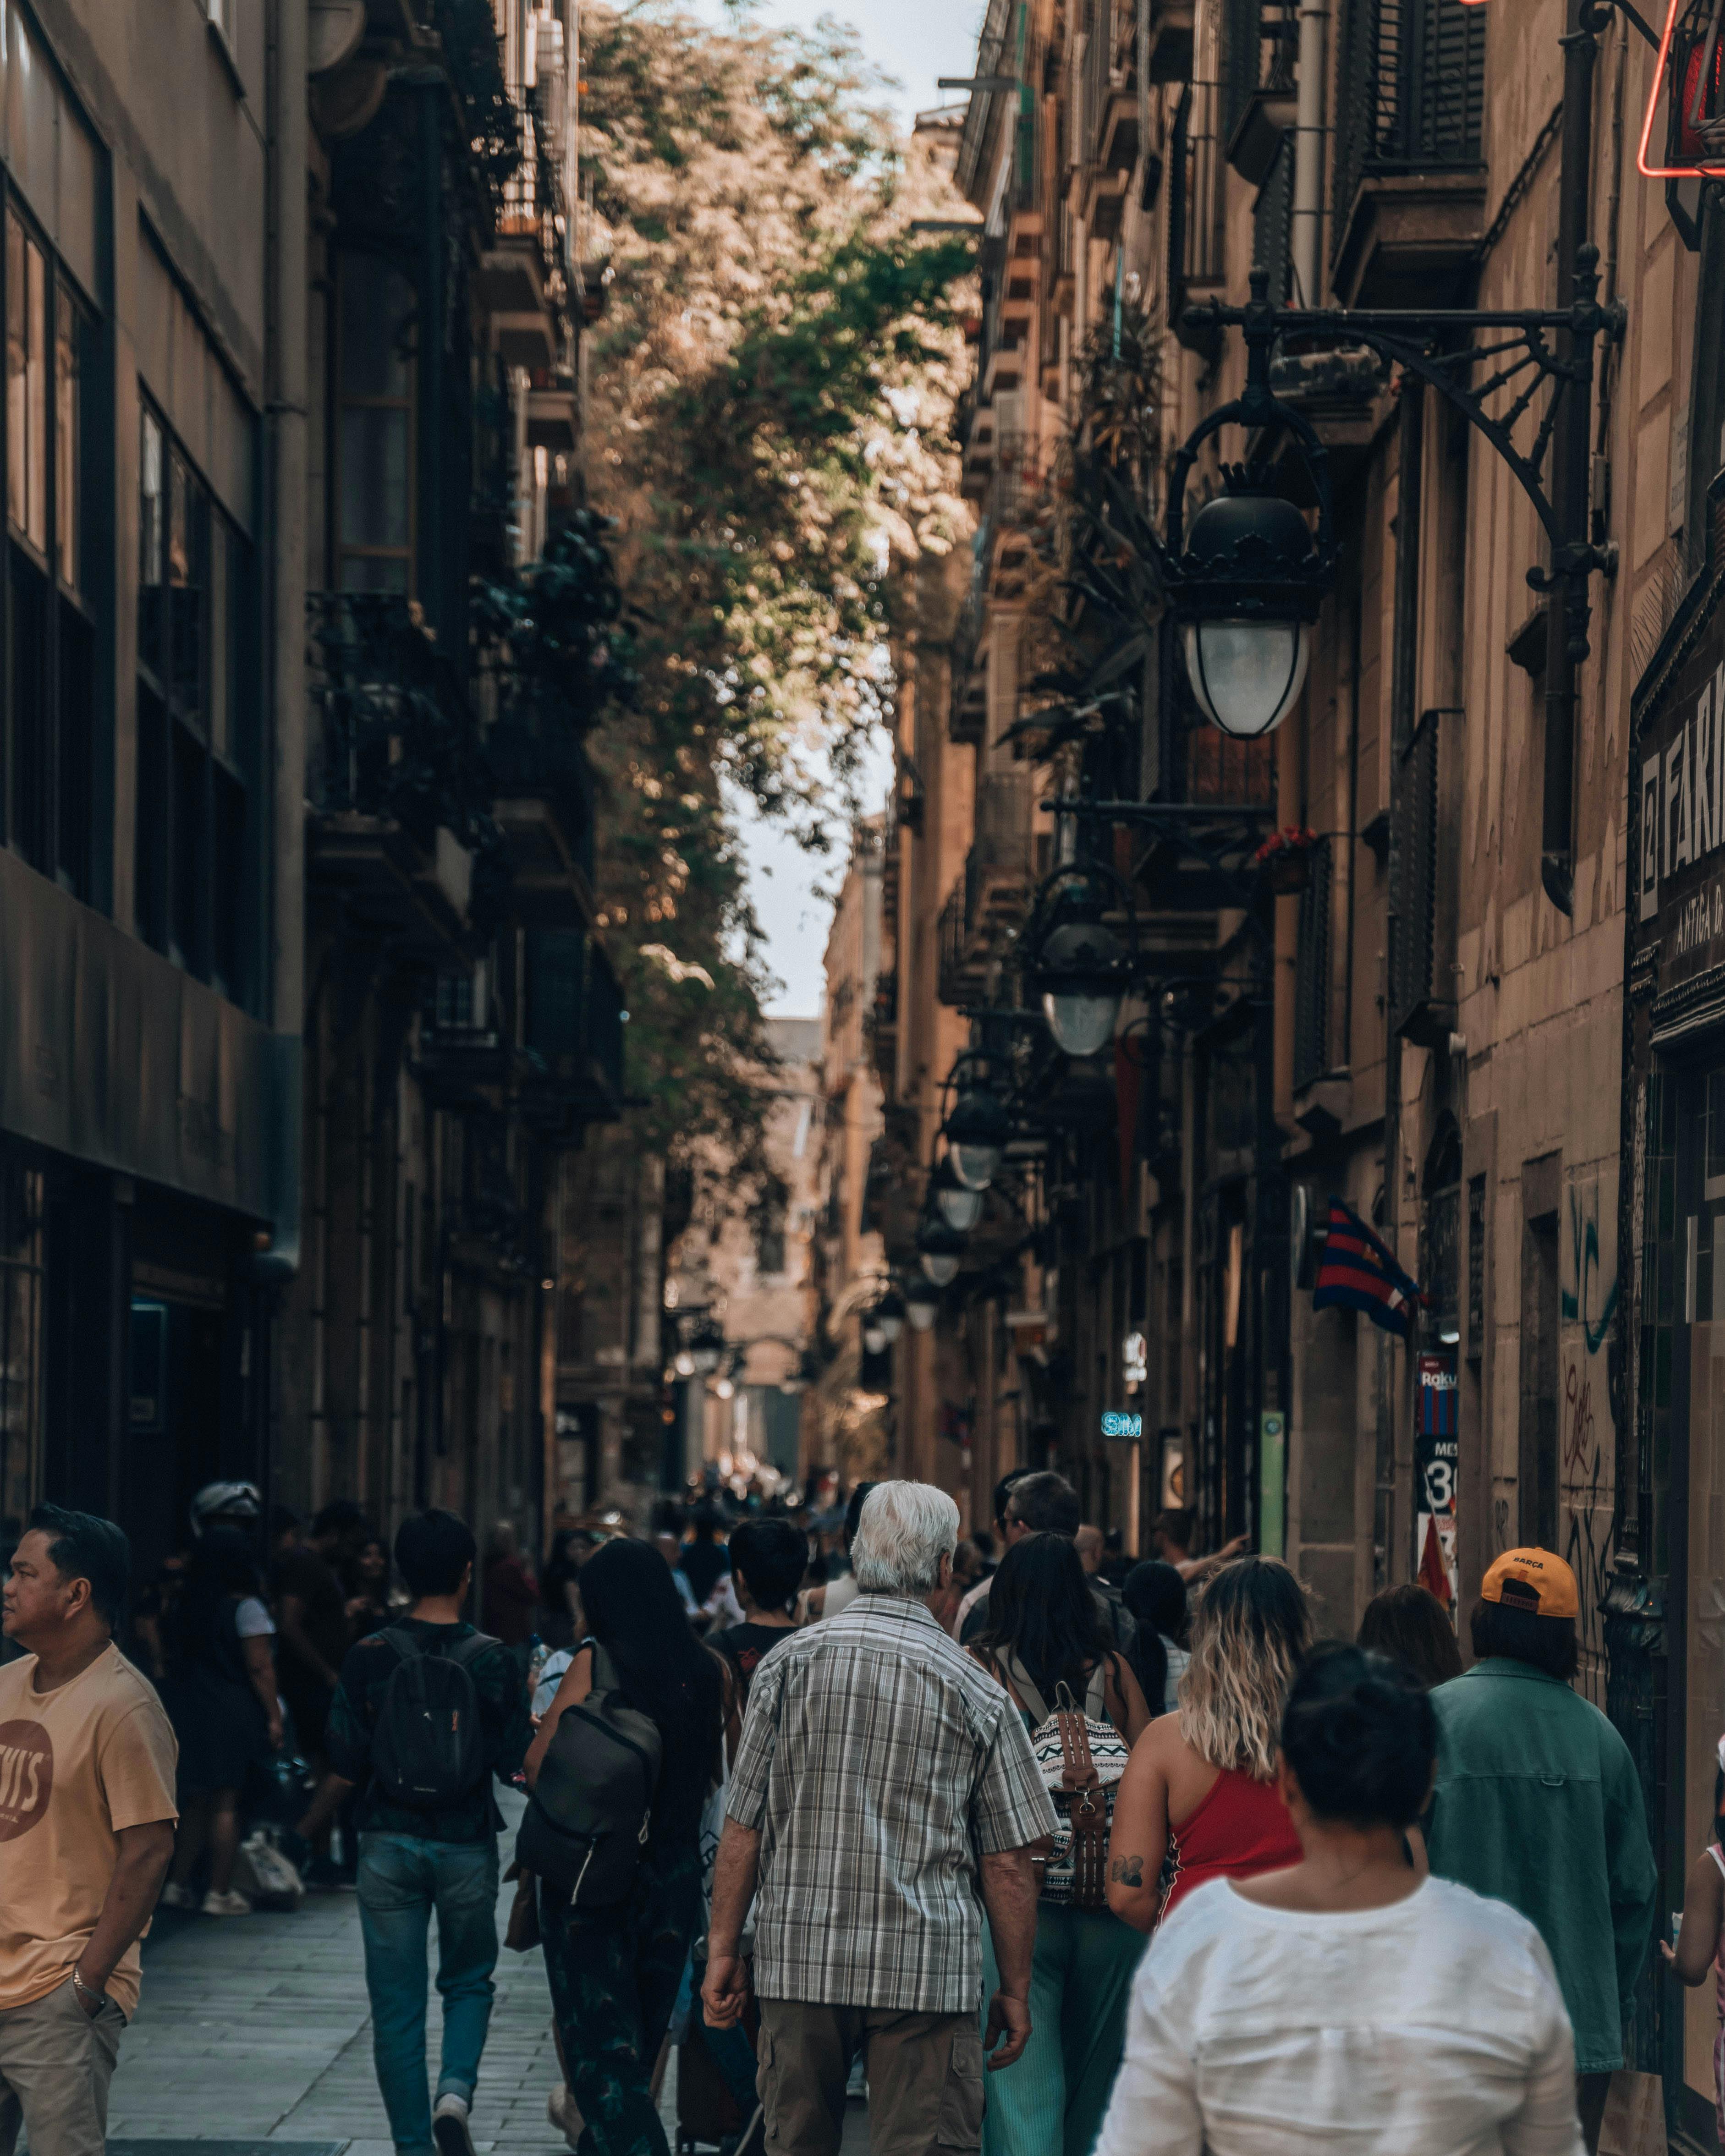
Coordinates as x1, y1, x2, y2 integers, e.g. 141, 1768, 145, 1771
1480, 1547, 1578, 1620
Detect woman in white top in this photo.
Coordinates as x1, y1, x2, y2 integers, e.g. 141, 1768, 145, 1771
1094, 1642, 1586, 2156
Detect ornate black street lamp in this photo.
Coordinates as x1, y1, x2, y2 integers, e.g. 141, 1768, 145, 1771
1023, 864, 1140, 1056
931, 1155, 985, 1232
944, 1080, 1011, 1191
917, 1212, 967, 1286
904, 1275, 942, 1332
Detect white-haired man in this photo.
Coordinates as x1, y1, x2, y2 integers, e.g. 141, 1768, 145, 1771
702, 1481, 1056, 2156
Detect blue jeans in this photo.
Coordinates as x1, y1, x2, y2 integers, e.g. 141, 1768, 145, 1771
357, 1832, 500, 2156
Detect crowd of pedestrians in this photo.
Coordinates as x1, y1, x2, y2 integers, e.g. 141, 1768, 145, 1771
0, 1469, 1678, 2156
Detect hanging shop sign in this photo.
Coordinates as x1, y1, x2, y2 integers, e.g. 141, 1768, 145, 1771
1415, 1350, 1459, 1617
1634, 586, 1725, 1037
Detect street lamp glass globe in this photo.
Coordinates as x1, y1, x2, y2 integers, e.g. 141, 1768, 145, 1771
923, 1251, 961, 1287
691, 1340, 724, 1376
674, 1350, 696, 1377
1183, 618, 1311, 739
876, 1290, 906, 1344
905, 1278, 939, 1332
1042, 985, 1122, 1058
951, 1140, 1002, 1190
862, 1322, 889, 1355
936, 1181, 984, 1233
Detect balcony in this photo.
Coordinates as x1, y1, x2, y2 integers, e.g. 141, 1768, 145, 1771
936, 774, 1036, 1007
417, 967, 516, 1113
1330, 0, 1486, 306
1078, 0, 1141, 238
484, 696, 598, 927
306, 592, 488, 952
936, 883, 985, 1008
950, 581, 989, 745
868, 971, 898, 1095
478, 92, 571, 366
966, 771, 1036, 930
1223, 0, 1297, 187
520, 928, 626, 1136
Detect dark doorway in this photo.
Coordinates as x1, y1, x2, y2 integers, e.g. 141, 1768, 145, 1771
126, 1296, 225, 1590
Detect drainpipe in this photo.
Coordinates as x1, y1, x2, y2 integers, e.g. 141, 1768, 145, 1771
1290, 0, 1327, 305
1539, 0, 1599, 918
258, 0, 308, 1287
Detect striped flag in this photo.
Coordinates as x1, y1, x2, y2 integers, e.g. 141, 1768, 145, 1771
1311, 1200, 1420, 1337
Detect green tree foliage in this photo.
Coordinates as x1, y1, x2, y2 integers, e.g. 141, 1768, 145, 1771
573, 2, 972, 1174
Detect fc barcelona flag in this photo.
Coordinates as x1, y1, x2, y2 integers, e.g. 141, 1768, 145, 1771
1311, 1200, 1420, 1337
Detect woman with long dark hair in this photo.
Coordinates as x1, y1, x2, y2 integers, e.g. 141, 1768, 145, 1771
526, 1537, 725, 2156
159, 1526, 283, 1914
968, 1533, 1150, 2156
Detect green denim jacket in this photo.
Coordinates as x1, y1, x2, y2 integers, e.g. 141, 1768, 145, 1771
1426, 1658, 1658, 2073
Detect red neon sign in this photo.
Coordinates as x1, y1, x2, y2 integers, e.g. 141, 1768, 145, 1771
1640, 0, 1725, 177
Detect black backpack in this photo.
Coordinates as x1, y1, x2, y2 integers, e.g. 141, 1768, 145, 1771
369, 1626, 497, 1810
516, 1642, 663, 1908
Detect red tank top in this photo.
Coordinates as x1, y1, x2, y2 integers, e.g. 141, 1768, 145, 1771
1159, 1765, 1301, 1922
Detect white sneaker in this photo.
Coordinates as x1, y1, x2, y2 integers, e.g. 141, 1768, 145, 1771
199, 1888, 251, 1917
432, 2092, 477, 2156
548, 2085, 583, 2150
158, 1882, 198, 1910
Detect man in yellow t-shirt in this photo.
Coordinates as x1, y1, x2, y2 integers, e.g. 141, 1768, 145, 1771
0, 1504, 178, 2156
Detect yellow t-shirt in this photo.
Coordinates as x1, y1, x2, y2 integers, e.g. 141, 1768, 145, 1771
0, 1643, 179, 2020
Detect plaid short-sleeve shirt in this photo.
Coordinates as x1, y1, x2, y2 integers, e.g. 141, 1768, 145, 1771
725, 1594, 1058, 2013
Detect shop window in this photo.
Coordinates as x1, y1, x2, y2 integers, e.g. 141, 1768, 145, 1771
3, 202, 97, 900
335, 256, 416, 595
137, 396, 257, 1003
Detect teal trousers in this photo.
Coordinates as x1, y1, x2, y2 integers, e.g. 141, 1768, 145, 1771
980, 1903, 1143, 2156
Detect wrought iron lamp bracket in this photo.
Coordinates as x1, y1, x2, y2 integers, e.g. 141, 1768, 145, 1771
1181, 247, 1626, 614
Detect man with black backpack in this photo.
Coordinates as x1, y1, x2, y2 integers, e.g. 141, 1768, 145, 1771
315, 1510, 530, 2156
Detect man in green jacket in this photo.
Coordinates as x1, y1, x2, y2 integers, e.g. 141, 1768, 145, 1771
1427, 1548, 1658, 2156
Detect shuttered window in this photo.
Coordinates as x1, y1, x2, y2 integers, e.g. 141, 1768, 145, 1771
1390, 704, 1440, 1034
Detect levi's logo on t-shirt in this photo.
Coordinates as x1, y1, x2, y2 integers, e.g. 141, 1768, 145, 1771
0, 1721, 53, 1839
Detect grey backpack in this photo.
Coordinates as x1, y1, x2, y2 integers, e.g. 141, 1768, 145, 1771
516, 1642, 663, 1908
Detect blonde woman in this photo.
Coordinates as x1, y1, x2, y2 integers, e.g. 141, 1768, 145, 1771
1105, 1558, 1311, 1931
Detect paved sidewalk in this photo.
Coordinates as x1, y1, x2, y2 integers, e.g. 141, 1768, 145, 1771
106, 1815, 572, 2156
97, 1795, 863, 2156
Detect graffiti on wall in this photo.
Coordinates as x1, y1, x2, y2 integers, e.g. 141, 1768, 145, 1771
1560, 1169, 1619, 1702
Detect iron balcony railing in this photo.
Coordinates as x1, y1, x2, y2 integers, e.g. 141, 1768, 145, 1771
499, 91, 571, 302
988, 434, 1045, 531
307, 592, 493, 852
1331, 0, 1486, 264
963, 771, 1036, 932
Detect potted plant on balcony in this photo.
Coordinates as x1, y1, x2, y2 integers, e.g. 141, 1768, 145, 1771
1253, 825, 1320, 894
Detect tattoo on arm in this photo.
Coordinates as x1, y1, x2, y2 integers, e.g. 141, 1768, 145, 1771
1110, 1855, 1145, 1887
